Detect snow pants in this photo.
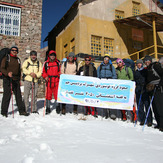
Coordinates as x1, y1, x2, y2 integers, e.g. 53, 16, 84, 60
152, 87, 163, 128
1, 78, 25, 115
136, 91, 152, 124
46, 82, 59, 100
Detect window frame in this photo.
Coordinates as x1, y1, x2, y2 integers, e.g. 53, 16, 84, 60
0, 4, 21, 36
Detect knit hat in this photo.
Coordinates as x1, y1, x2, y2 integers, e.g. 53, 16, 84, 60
48, 50, 56, 56
144, 55, 152, 63
84, 54, 91, 60
68, 52, 75, 58
116, 58, 125, 65
136, 59, 143, 65
10, 46, 18, 53
30, 50, 37, 56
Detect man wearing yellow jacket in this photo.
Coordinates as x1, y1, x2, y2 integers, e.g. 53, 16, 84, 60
22, 51, 42, 113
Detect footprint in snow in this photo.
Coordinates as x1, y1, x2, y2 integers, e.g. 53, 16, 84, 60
0, 138, 9, 145
39, 143, 53, 154
21, 156, 34, 163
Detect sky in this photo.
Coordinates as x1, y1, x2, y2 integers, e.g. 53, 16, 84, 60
41, 0, 163, 48
41, 0, 75, 48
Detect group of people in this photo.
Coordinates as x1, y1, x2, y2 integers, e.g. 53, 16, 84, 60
0, 46, 163, 132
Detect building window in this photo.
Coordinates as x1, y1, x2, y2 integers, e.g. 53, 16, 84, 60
91, 35, 102, 56
0, 4, 21, 36
70, 38, 75, 54
64, 44, 68, 57
115, 10, 124, 20
132, 2, 140, 16
104, 38, 114, 57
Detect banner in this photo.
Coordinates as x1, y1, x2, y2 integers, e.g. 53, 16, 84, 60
57, 74, 135, 110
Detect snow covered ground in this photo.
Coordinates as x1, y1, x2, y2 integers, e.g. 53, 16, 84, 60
0, 94, 163, 163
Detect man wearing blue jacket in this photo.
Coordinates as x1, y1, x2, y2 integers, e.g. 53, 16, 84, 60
97, 54, 117, 120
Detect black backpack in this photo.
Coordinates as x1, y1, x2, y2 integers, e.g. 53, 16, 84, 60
0, 48, 10, 79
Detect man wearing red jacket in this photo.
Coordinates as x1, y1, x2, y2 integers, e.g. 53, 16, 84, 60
42, 50, 60, 114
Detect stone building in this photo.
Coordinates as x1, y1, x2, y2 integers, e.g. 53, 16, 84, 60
45, 0, 163, 62
0, 0, 43, 59
0, 0, 45, 97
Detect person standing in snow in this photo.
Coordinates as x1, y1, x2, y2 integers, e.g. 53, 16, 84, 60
42, 50, 60, 115
97, 54, 117, 120
1, 46, 29, 117
144, 56, 163, 131
77, 55, 97, 116
116, 58, 135, 121
134, 59, 152, 126
61, 52, 78, 115
22, 50, 42, 114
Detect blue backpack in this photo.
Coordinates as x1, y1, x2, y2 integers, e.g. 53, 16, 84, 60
123, 59, 135, 72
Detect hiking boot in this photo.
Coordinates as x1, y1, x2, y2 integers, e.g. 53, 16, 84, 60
1, 113, 8, 117
110, 114, 116, 120
159, 128, 163, 132
56, 106, 60, 114
154, 125, 159, 129
20, 112, 30, 116
147, 123, 152, 127
73, 110, 78, 115
140, 122, 144, 126
94, 115, 98, 118
62, 108, 66, 115
122, 117, 127, 121
32, 111, 39, 114
46, 108, 51, 115
105, 115, 108, 119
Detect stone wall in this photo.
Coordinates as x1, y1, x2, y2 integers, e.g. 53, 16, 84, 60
0, 0, 43, 60
0, 0, 45, 97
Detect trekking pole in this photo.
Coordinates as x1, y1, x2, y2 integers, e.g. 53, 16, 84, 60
142, 87, 157, 131
134, 88, 143, 127
31, 78, 34, 113
10, 78, 14, 118
43, 82, 47, 117
33, 80, 35, 112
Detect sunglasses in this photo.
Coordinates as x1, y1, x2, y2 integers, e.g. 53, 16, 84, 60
117, 61, 122, 64
11, 50, 18, 52
50, 53, 56, 56
85, 59, 91, 61
104, 58, 109, 61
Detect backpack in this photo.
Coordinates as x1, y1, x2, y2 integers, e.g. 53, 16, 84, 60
22, 59, 40, 81
44, 60, 60, 73
64, 60, 78, 74
123, 59, 135, 72
123, 59, 135, 79
0, 48, 11, 79
146, 62, 162, 92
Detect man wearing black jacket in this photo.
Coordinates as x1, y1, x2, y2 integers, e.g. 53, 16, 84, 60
145, 56, 163, 131
134, 59, 152, 126
77, 55, 97, 116
1, 46, 29, 117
